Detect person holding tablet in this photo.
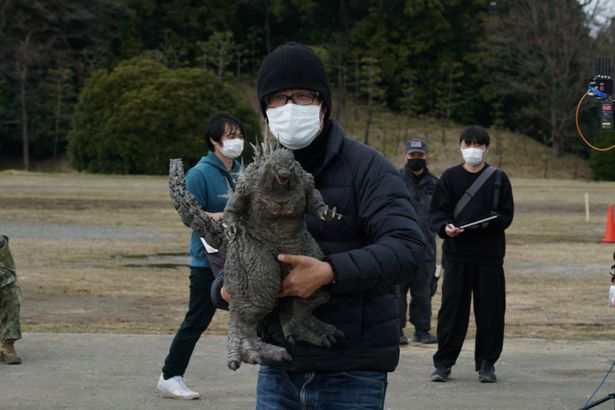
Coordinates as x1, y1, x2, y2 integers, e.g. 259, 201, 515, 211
429, 125, 514, 384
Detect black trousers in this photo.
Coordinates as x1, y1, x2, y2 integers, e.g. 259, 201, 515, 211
432, 261, 505, 371
399, 261, 434, 333
162, 266, 216, 378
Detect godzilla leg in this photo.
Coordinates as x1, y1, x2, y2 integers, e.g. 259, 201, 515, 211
279, 290, 344, 348
227, 304, 291, 371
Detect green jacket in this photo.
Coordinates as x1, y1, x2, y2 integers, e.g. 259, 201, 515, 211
0, 235, 16, 288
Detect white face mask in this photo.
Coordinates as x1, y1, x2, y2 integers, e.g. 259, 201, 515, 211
266, 103, 322, 150
461, 147, 485, 166
218, 138, 244, 159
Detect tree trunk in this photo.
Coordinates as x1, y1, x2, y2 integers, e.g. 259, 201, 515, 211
264, 0, 271, 53
236, 49, 241, 79
364, 63, 373, 145
53, 76, 62, 158
18, 61, 29, 171
542, 134, 549, 179
441, 67, 455, 143
218, 46, 224, 79
335, 51, 344, 119
364, 94, 372, 145
353, 56, 359, 121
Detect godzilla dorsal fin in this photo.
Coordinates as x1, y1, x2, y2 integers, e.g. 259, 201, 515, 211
250, 142, 259, 162
253, 137, 262, 161
224, 175, 233, 193
264, 136, 272, 156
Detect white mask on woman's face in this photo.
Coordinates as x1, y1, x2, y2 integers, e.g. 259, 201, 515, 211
219, 138, 244, 159
461, 147, 485, 166
266, 103, 322, 150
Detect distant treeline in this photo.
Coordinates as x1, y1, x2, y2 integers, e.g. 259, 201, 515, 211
1, 0, 614, 176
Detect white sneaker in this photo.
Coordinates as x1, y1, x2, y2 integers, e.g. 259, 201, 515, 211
157, 374, 200, 400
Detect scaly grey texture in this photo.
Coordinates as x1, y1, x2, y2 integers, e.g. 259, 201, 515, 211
169, 141, 342, 370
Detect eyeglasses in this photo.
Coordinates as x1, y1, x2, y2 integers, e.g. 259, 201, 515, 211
265, 91, 320, 108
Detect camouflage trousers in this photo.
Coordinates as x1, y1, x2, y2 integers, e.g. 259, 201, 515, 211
0, 284, 21, 342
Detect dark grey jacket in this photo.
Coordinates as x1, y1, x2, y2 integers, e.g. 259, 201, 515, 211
399, 165, 438, 263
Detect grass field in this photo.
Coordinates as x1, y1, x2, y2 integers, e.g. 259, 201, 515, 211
1, 170, 614, 340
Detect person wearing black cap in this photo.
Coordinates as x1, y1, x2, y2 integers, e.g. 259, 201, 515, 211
225, 42, 425, 409
398, 139, 438, 345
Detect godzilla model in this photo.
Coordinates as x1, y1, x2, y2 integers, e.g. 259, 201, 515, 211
169, 140, 343, 370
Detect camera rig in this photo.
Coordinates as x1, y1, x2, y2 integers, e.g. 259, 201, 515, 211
575, 57, 615, 152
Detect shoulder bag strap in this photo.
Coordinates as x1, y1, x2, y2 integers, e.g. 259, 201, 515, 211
453, 166, 497, 218
491, 169, 502, 214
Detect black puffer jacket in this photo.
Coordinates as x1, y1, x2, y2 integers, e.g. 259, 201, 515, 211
259, 120, 425, 372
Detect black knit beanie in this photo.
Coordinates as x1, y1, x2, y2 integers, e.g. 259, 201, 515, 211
257, 42, 331, 120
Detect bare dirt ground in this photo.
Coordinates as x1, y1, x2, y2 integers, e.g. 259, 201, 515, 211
1, 171, 614, 340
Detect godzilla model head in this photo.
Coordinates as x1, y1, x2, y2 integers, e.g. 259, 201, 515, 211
250, 139, 303, 193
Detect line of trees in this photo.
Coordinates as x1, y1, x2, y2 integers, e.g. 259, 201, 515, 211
1, 0, 613, 175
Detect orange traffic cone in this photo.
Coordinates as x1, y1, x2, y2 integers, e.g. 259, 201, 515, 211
604, 204, 615, 243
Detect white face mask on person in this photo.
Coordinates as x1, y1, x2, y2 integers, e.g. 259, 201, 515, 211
266, 103, 322, 150
218, 138, 244, 159
461, 147, 485, 166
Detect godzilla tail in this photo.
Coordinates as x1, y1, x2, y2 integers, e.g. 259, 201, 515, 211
169, 159, 225, 251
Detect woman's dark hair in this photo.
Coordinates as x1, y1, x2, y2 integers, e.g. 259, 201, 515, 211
205, 112, 244, 151
459, 125, 490, 147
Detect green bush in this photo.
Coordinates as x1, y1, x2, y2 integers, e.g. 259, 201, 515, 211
67, 57, 260, 174
589, 130, 615, 181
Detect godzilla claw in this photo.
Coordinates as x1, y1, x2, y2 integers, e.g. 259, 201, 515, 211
242, 349, 264, 365
321, 336, 332, 349
324, 330, 345, 347
228, 338, 291, 370
319, 206, 342, 221
224, 222, 238, 240
282, 316, 344, 348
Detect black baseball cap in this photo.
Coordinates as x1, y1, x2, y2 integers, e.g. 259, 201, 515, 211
405, 139, 428, 154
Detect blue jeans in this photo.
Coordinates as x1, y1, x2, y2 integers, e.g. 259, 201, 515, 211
256, 365, 388, 410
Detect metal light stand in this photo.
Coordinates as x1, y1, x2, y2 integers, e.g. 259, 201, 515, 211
578, 393, 615, 410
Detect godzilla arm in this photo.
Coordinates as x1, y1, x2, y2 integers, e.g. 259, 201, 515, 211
303, 171, 340, 221
222, 173, 252, 237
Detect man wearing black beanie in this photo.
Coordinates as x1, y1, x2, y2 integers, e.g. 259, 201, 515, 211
213, 42, 425, 409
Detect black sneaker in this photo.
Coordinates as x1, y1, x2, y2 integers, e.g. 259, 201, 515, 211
478, 364, 497, 383
399, 332, 409, 345
430, 367, 451, 382
413, 331, 437, 344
